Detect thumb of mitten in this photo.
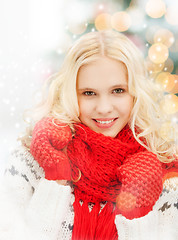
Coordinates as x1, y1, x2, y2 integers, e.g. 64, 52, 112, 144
30, 117, 72, 180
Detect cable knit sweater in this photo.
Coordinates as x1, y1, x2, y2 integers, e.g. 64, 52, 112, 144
0, 146, 178, 240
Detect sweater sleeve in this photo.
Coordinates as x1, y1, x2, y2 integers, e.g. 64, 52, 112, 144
115, 177, 178, 240
0, 146, 74, 240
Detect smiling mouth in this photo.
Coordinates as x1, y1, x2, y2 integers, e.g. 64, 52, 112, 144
93, 118, 117, 125
95, 119, 114, 124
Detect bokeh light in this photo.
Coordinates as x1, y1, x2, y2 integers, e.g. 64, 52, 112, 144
111, 11, 131, 32
160, 94, 178, 114
68, 22, 87, 35
148, 43, 169, 64
92, 2, 109, 19
171, 112, 178, 125
145, 57, 164, 73
170, 38, 178, 53
145, 0, 166, 18
153, 28, 175, 48
163, 58, 174, 73
155, 72, 175, 92
116, 191, 136, 211
160, 121, 176, 142
95, 13, 112, 31
169, 75, 178, 94
165, 5, 178, 26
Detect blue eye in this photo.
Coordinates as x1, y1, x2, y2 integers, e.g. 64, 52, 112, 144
83, 91, 95, 96
113, 88, 125, 94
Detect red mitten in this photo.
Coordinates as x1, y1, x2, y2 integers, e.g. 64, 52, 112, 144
30, 117, 72, 180
116, 151, 163, 219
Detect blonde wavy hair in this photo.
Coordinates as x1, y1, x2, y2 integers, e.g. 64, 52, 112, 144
20, 30, 176, 162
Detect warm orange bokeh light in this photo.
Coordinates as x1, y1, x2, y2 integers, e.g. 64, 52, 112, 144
146, 0, 166, 18
148, 43, 169, 64
163, 58, 174, 73
145, 57, 164, 73
155, 72, 175, 92
116, 191, 136, 211
169, 75, 178, 94
95, 13, 112, 31
154, 28, 175, 48
111, 11, 131, 32
160, 121, 176, 142
160, 94, 178, 114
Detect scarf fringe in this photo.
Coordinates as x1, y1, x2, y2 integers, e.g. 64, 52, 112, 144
95, 202, 118, 240
72, 198, 118, 240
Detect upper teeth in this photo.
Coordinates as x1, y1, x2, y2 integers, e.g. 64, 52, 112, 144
96, 119, 114, 124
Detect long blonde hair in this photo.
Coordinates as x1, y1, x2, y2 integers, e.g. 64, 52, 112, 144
20, 30, 176, 162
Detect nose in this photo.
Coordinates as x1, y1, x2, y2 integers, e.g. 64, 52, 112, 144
95, 96, 113, 115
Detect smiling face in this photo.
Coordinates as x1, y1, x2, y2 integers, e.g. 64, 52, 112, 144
77, 56, 134, 138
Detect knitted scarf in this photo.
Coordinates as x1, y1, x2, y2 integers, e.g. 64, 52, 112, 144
30, 119, 163, 240
66, 123, 152, 240
68, 123, 145, 202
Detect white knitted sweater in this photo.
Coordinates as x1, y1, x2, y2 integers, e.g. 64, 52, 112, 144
0, 146, 177, 240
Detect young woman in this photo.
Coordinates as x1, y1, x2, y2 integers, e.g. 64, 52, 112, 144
0, 30, 177, 240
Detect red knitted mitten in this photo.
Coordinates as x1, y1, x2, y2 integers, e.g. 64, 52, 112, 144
116, 151, 163, 219
30, 117, 72, 180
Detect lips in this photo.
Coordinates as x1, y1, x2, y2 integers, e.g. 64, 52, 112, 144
93, 118, 117, 128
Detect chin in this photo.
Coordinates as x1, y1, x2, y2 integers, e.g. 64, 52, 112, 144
97, 129, 119, 138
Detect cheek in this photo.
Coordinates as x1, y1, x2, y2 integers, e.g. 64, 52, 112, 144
78, 99, 92, 117
126, 98, 134, 117
117, 97, 134, 116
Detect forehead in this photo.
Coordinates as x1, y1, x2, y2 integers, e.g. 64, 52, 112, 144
77, 56, 128, 88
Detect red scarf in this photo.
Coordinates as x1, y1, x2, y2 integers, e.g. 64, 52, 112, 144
30, 119, 163, 240
66, 123, 162, 240
68, 124, 144, 202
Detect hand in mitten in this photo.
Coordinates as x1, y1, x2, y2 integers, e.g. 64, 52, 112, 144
30, 117, 72, 180
116, 151, 163, 219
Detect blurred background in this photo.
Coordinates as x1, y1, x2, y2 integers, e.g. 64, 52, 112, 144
0, 0, 178, 178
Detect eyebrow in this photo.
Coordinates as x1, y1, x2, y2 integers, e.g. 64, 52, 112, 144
78, 84, 128, 91
110, 84, 128, 88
